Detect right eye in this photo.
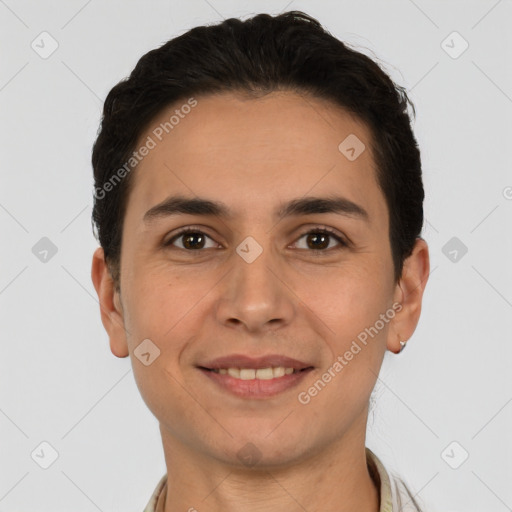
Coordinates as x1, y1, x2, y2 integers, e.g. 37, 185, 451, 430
164, 228, 219, 251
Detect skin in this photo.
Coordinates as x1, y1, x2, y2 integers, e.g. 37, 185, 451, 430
92, 90, 429, 512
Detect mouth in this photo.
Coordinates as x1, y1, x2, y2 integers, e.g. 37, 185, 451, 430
199, 366, 312, 379
196, 354, 315, 399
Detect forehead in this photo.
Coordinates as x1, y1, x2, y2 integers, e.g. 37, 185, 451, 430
125, 90, 385, 225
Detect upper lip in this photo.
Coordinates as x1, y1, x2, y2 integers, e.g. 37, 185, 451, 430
198, 354, 313, 370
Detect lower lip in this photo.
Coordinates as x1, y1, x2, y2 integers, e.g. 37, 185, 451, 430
198, 368, 314, 399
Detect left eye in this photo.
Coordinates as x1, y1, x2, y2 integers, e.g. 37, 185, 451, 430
164, 228, 347, 251
293, 229, 347, 251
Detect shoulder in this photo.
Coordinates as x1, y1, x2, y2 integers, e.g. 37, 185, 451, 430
366, 447, 428, 512
143, 474, 167, 512
390, 474, 428, 512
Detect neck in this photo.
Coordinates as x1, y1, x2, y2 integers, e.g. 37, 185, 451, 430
157, 424, 380, 512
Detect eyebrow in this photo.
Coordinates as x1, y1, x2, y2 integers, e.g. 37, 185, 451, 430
143, 194, 369, 225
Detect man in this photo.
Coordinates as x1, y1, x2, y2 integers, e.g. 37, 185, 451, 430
91, 11, 430, 511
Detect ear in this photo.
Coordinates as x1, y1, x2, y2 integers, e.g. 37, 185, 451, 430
387, 237, 430, 353
91, 247, 129, 358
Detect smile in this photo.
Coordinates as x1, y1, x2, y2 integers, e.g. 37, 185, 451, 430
210, 367, 298, 379
198, 366, 314, 398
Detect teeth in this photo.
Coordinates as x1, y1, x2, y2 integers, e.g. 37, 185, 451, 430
273, 367, 285, 378
227, 368, 240, 378
240, 369, 256, 380
255, 368, 273, 380
214, 366, 297, 380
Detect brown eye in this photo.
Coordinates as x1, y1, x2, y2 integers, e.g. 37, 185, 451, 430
306, 232, 329, 250
181, 232, 206, 249
165, 229, 217, 250
164, 226, 347, 253
294, 228, 347, 251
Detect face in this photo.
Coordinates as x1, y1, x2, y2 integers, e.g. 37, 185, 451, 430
92, 90, 429, 469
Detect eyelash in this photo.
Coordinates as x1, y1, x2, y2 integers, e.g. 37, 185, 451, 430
164, 226, 349, 253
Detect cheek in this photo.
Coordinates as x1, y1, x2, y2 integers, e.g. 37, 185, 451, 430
123, 263, 185, 333
300, 261, 390, 322
122, 270, 206, 378
295, 263, 393, 370
123, 277, 192, 421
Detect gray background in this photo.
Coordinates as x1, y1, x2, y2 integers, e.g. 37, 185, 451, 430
1, 0, 511, 510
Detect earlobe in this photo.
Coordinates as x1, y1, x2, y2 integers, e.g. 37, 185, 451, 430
387, 238, 430, 354
91, 247, 130, 358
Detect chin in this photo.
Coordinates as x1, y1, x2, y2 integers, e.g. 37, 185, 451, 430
212, 430, 312, 470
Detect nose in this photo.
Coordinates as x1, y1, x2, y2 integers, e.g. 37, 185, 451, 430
215, 238, 296, 334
